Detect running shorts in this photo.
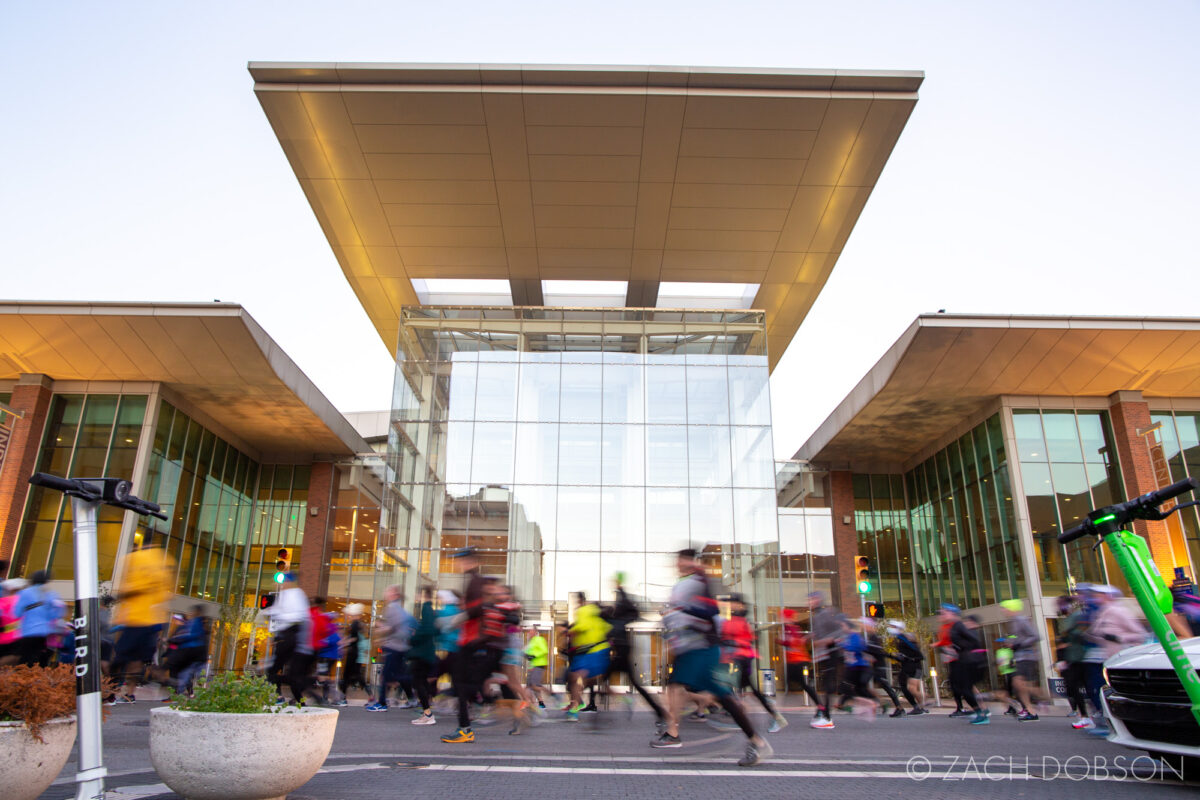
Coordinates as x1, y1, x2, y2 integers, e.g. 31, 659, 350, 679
570, 649, 610, 679
669, 645, 730, 697
113, 624, 163, 665
1015, 660, 1040, 683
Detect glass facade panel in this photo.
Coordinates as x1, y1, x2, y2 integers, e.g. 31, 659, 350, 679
12, 393, 146, 582
387, 308, 775, 649
1013, 408, 1124, 596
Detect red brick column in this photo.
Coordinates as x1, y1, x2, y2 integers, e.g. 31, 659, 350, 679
298, 461, 336, 598
1107, 391, 1172, 565
828, 470, 860, 612
0, 375, 54, 567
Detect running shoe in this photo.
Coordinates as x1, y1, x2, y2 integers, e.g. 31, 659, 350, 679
810, 717, 835, 729
705, 716, 742, 731
363, 702, 388, 712
412, 712, 437, 725
566, 709, 580, 723
767, 714, 788, 733
113, 695, 137, 704
685, 710, 709, 722
906, 707, 929, 716
650, 732, 682, 748
400, 699, 420, 709
331, 699, 348, 707
655, 719, 667, 736
441, 728, 475, 743
1017, 710, 1039, 722
1086, 726, 1110, 737
970, 710, 990, 725
889, 708, 906, 718
737, 738, 774, 767
581, 704, 598, 714
1071, 717, 1095, 730
948, 709, 972, 718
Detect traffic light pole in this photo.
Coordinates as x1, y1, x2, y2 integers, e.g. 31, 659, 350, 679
28, 473, 166, 800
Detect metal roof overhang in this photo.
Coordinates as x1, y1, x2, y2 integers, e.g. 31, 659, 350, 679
250, 62, 922, 370
795, 314, 1200, 470
0, 302, 370, 459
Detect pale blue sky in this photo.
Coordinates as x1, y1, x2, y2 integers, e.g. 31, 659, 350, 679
2, 1, 1197, 459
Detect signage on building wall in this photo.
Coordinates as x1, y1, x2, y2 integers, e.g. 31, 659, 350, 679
0, 403, 20, 481
1143, 426, 1189, 575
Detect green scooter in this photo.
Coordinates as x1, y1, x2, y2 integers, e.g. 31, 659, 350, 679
1058, 476, 1200, 728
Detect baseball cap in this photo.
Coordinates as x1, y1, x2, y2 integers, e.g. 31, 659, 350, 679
940, 603, 961, 614
1000, 599, 1024, 614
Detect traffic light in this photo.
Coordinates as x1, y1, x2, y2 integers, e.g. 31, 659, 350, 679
866, 601, 884, 618
273, 548, 290, 584
855, 554, 872, 594
259, 592, 276, 609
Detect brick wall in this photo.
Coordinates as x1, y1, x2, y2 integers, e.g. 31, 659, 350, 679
298, 461, 336, 598
1107, 391, 1173, 565
0, 375, 54, 567
828, 470, 860, 612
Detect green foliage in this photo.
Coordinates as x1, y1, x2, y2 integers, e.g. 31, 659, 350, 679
169, 671, 278, 714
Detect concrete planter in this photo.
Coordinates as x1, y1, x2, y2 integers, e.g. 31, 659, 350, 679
0, 716, 77, 800
150, 706, 338, 800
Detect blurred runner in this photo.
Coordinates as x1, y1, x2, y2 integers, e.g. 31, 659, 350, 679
108, 542, 172, 700
721, 593, 786, 732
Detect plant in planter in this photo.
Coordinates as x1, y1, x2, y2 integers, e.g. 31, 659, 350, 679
0, 664, 82, 800
150, 671, 338, 800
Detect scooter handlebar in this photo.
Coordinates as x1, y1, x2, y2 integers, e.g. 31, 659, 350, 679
1058, 476, 1200, 544
29, 472, 91, 495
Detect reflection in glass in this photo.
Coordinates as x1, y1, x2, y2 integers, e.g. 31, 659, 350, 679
645, 365, 688, 424
646, 426, 688, 487
558, 424, 602, 485
685, 366, 729, 425
687, 426, 731, 488
602, 425, 644, 487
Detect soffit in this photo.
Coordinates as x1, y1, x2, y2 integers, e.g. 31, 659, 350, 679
796, 315, 1200, 469
0, 303, 369, 459
251, 63, 922, 370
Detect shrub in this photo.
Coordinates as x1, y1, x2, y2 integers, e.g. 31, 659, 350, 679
169, 671, 278, 713
0, 664, 79, 742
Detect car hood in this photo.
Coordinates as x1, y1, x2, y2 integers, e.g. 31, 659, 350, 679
1104, 635, 1200, 670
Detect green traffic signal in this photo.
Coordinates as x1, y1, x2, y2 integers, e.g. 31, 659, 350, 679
273, 571, 285, 584
857, 579, 872, 594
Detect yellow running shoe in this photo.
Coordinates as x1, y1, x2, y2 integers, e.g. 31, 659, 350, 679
441, 728, 475, 744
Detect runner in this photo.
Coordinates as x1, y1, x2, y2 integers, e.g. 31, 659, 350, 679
652, 549, 773, 767
934, 604, 969, 717
366, 585, 415, 712
163, 604, 208, 697
0, 577, 29, 666
1055, 593, 1093, 728
1080, 584, 1145, 736
263, 572, 316, 705
108, 542, 172, 700
839, 618, 879, 716
336, 603, 369, 705
808, 591, 843, 729
780, 608, 823, 719
721, 593, 786, 732
885, 620, 927, 714
601, 574, 666, 728
409, 587, 439, 725
566, 593, 611, 722
948, 610, 988, 724
15, 572, 65, 667
524, 627, 551, 709
1001, 599, 1046, 720
862, 618, 904, 716
442, 547, 490, 744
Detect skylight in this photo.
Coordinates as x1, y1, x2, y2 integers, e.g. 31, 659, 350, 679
412, 279, 512, 305
657, 282, 759, 309
541, 280, 627, 308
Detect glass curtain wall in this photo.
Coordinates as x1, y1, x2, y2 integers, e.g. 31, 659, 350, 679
388, 307, 777, 681
1011, 409, 1123, 596
11, 393, 146, 581
852, 474, 913, 613
138, 401, 309, 606
904, 414, 1023, 615
1147, 410, 1200, 579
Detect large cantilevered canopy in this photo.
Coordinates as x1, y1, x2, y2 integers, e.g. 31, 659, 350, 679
0, 302, 369, 459
796, 314, 1200, 470
251, 63, 921, 370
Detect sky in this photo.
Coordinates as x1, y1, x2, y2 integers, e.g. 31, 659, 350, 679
2, 1, 1198, 461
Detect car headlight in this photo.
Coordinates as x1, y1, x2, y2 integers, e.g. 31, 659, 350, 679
1102, 666, 1109, 685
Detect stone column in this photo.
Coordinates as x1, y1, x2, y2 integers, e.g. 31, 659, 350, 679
298, 461, 336, 598
0, 374, 54, 566
1107, 390, 1174, 566
828, 470, 860, 612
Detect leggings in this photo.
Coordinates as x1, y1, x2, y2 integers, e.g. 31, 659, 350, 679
872, 669, 903, 708
733, 656, 777, 715
948, 660, 966, 709
410, 658, 435, 711
607, 645, 665, 719
1084, 662, 1106, 724
952, 659, 982, 711
1063, 661, 1088, 716
785, 662, 822, 708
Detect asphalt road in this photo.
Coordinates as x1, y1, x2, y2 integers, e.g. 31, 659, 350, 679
41, 699, 1200, 799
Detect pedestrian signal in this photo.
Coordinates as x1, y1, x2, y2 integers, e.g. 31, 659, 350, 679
856, 554, 872, 594
866, 602, 884, 618
273, 548, 290, 584
259, 592, 276, 609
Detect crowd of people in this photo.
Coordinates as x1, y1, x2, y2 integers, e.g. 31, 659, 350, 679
0, 544, 210, 701
5, 541, 1188, 769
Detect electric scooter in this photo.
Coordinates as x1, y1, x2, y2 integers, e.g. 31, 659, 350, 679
1057, 476, 1200, 728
